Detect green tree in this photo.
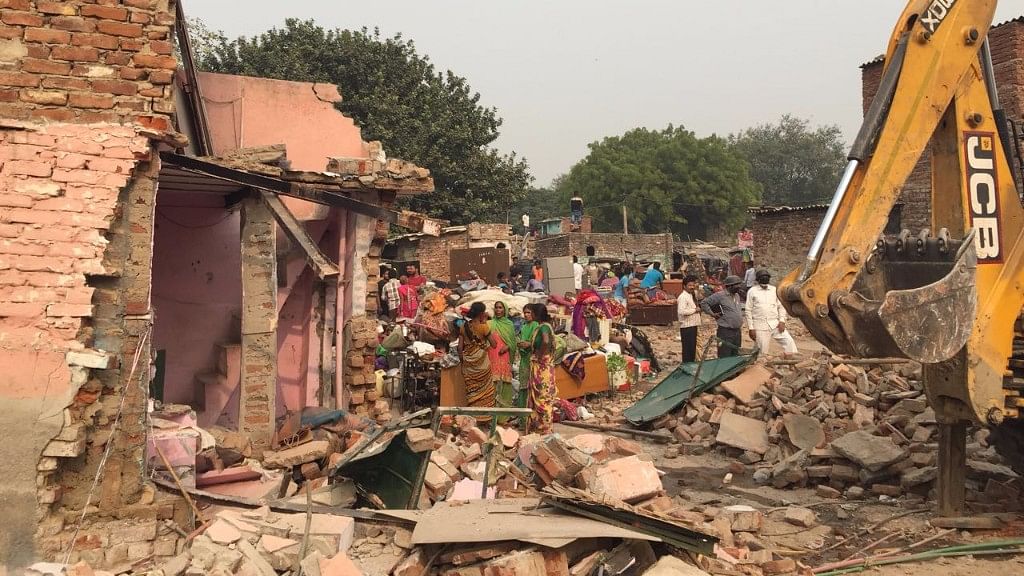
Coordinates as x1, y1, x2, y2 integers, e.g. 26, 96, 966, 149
195, 19, 531, 223
729, 115, 846, 206
507, 176, 568, 232
556, 126, 759, 238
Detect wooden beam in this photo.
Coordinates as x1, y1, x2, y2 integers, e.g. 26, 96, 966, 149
937, 420, 967, 517
318, 280, 337, 406
161, 152, 444, 234
259, 190, 339, 279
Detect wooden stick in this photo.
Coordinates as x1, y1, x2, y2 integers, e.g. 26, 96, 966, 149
841, 530, 903, 561
767, 357, 911, 367
813, 529, 955, 573
819, 508, 927, 553
559, 421, 673, 442
153, 443, 204, 522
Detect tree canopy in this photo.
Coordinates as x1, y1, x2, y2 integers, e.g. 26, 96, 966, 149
556, 126, 760, 239
192, 19, 531, 223
728, 115, 846, 206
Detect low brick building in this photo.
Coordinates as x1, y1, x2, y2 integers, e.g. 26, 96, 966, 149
532, 232, 675, 266
385, 222, 512, 281
0, 2, 437, 569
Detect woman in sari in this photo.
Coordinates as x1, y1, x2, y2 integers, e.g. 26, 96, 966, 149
397, 275, 419, 319
516, 306, 539, 411
459, 302, 496, 420
524, 303, 557, 433
488, 301, 517, 414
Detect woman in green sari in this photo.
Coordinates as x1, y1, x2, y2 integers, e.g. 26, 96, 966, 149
488, 301, 517, 416
516, 305, 539, 410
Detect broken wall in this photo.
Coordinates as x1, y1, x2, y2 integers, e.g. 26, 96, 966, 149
533, 232, 675, 266
0, 0, 185, 568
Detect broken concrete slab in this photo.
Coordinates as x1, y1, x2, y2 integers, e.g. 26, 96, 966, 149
720, 365, 771, 404
783, 507, 817, 527
579, 455, 663, 504
319, 550, 365, 576
830, 430, 907, 472
206, 519, 242, 545
783, 414, 824, 451
404, 428, 436, 453
262, 440, 331, 469
716, 412, 770, 454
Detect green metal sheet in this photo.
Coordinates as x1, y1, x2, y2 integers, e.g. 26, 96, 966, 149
623, 353, 757, 425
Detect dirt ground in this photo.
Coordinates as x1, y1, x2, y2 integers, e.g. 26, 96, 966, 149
579, 318, 1024, 575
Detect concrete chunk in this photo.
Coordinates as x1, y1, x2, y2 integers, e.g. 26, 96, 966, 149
581, 455, 663, 504
716, 412, 770, 454
262, 440, 330, 469
783, 507, 818, 527
404, 428, 435, 453
641, 555, 711, 576
783, 414, 825, 451
830, 430, 907, 472
720, 365, 771, 404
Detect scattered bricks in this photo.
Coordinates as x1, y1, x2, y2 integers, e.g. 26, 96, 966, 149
464, 426, 489, 445
429, 452, 459, 478
318, 551, 364, 576
806, 465, 832, 478
722, 364, 772, 404
851, 392, 876, 407
901, 466, 937, 488
497, 426, 520, 448
424, 462, 453, 499
831, 430, 908, 471
605, 436, 644, 457
911, 426, 933, 443
404, 427, 435, 453
771, 449, 809, 488
723, 505, 763, 532
206, 519, 242, 545
762, 558, 797, 575
257, 534, 301, 571
816, 485, 842, 499
717, 412, 770, 454
871, 484, 903, 497
393, 548, 427, 576
581, 455, 662, 504
262, 440, 330, 469
784, 507, 818, 527
532, 436, 590, 484
830, 464, 860, 484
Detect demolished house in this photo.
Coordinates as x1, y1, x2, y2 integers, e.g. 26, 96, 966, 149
0, 1, 439, 569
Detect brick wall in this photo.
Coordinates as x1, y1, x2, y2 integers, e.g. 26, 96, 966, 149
748, 208, 825, 279
390, 223, 511, 282
861, 19, 1024, 231
533, 232, 675, 265
0, 0, 180, 568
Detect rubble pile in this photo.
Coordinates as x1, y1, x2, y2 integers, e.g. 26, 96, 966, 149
642, 354, 1021, 502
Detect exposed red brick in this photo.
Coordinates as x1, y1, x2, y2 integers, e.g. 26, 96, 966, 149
96, 20, 142, 38
0, 0, 31, 11
68, 92, 115, 109
0, 89, 18, 102
46, 303, 93, 317
3, 160, 52, 177
30, 108, 76, 122
50, 16, 96, 32
113, 99, 147, 113
80, 4, 128, 21
138, 87, 163, 98
36, 1, 77, 15
24, 27, 71, 44
51, 45, 100, 62
91, 79, 137, 96
19, 90, 68, 106
0, 194, 34, 208
119, 67, 146, 80
0, 302, 46, 318
35, 198, 85, 212
146, 28, 169, 40
135, 115, 169, 131
41, 76, 89, 91
132, 52, 176, 69
0, 26, 20, 39
103, 52, 130, 65
72, 32, 120, 49
21, 58, 71, 75
70, 63, 115, 77
86, 158, 134, 174
153, 12, 174, 26
149, 40, 173, 55
0, 10, 44, 26
24, 43, 49, 58
129, 11, 151, 25
147, 69, 172, 84
123, 0, 156, 8
119, 38, 144, 51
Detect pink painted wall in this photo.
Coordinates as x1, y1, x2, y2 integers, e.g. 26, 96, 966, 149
151, 194, 241, 406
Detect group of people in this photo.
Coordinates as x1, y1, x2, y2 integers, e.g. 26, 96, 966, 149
379, 264, 429, 321
458, 301, 559, 434
675, 266, 798, 361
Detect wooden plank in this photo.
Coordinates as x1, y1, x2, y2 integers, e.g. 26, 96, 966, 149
319, 281, 337, 406
260, 190, 339, 279
931, 516, 1005, 529
937, 421, 967, 517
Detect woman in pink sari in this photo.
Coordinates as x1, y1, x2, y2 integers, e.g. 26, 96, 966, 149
398, 275, 419, 319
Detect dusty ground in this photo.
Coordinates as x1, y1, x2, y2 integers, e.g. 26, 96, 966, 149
572, 318, 1024, 574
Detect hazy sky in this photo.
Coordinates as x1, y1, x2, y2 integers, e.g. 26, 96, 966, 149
185, 1, 1021, 186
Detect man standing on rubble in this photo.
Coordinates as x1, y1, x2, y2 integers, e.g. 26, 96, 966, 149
700, 275, 744, 358
745, 269, 798, 357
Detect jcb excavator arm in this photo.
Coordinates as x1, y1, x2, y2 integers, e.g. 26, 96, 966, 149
779, 0, 1024, 435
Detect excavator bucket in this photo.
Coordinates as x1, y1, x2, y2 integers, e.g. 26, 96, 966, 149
878, 233, 978, 363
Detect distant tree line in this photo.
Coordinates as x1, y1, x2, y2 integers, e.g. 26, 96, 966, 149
189, 18, 846, 233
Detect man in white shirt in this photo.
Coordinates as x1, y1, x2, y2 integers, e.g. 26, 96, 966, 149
677, 275, 701, 363
744, 269, 798, 357
572, 255, 584, 291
